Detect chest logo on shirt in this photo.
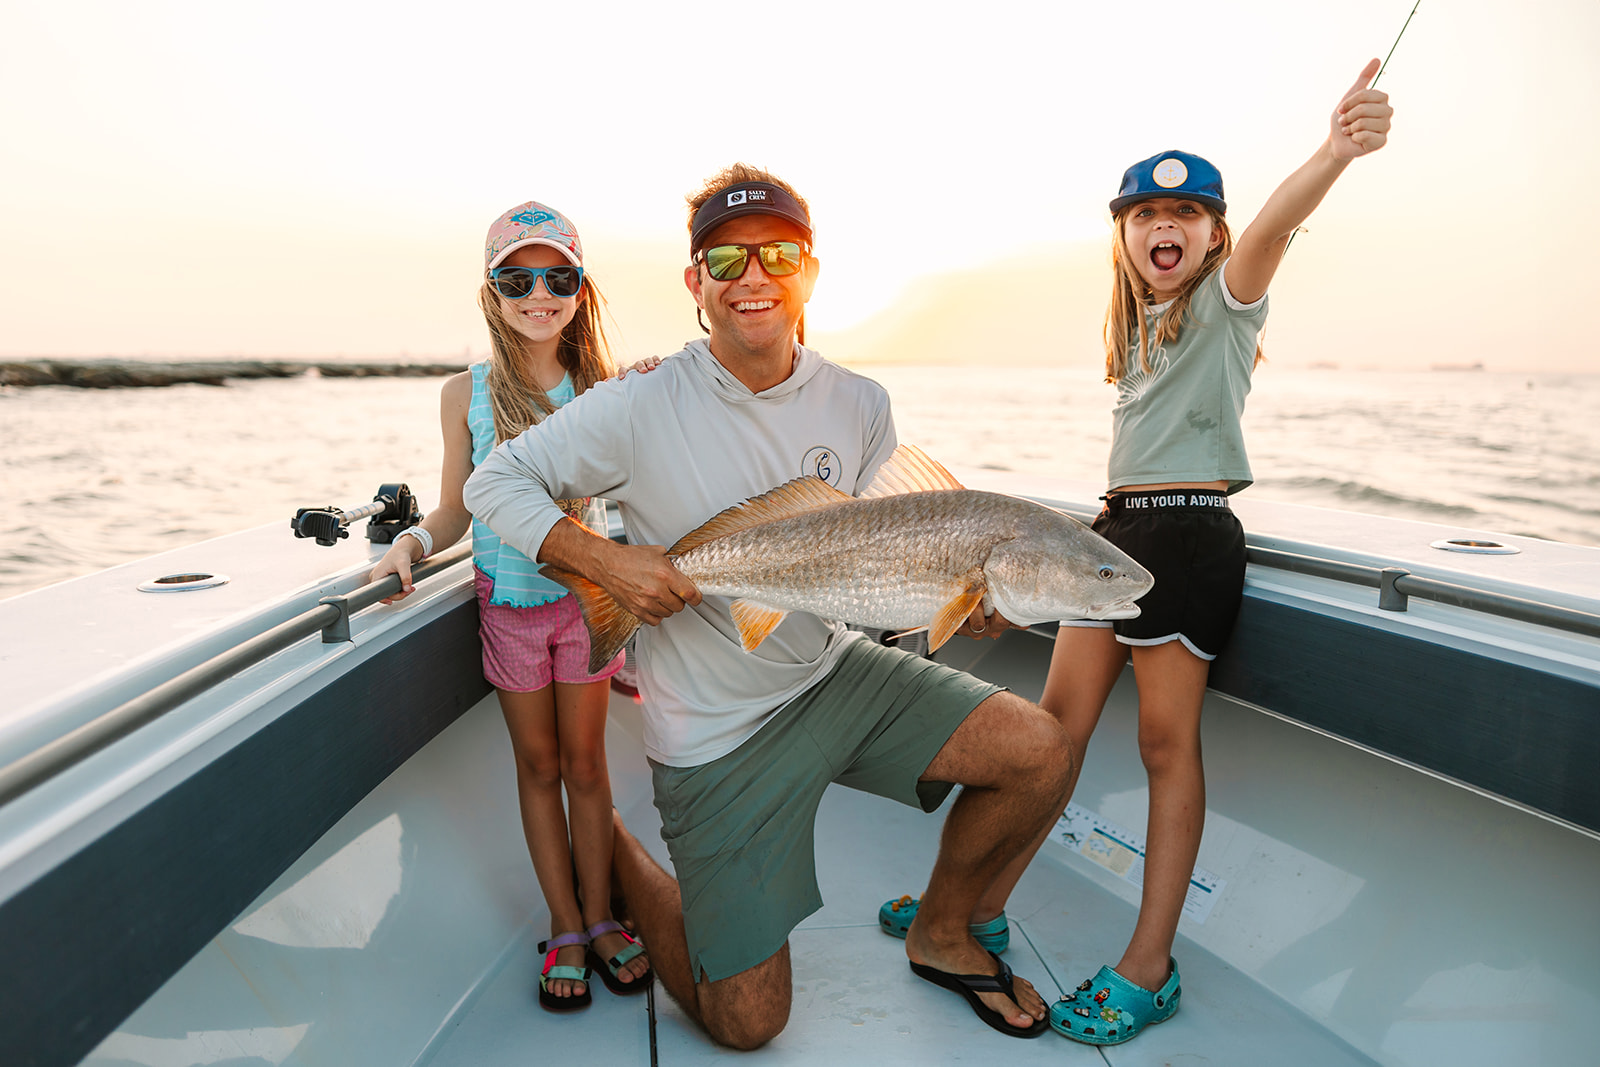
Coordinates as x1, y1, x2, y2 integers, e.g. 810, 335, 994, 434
802, 445, 844, 486
1117, 341, 1170, 405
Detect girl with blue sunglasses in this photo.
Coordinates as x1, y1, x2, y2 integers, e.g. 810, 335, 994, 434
369, 200, 652, 1011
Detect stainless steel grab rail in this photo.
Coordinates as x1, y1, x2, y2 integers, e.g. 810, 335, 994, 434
0, 543, 473, 807
1246, 546, 1600, 640
5, 527, 1597, 809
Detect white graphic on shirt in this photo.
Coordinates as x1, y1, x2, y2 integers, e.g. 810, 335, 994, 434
1116, 337, 1170, 406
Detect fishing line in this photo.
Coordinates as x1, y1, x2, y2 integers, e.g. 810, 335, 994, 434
1283, 0, 1420, 256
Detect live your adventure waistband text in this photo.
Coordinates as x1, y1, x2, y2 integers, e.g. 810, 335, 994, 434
1115, 492, 1230, 509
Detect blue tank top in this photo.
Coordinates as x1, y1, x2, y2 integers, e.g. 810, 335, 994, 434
468, 362, 577, 608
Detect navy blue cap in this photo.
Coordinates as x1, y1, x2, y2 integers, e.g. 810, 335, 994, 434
690, 181, 813, 253
1110, 150, 1226, 215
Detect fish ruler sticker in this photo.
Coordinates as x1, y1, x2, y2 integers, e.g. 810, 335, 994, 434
1050, 802, 1226, 925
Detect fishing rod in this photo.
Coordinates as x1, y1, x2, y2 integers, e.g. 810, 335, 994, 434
1283, 0, 1420, 255
1372, 0, 1421, 90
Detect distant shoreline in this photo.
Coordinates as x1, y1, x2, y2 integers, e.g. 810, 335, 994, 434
0, 359, 468, 389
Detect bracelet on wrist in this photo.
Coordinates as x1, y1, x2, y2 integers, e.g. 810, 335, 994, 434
399, 526, 433, 559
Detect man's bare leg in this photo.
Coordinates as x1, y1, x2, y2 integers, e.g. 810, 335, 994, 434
610, 811, 792, 1049
903, 691, 1074, 1029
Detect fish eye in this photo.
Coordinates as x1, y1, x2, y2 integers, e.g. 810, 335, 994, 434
1097, 566, 1115, 580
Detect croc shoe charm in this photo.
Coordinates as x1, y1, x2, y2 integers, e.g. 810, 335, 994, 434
1049, 958, 1181, 1045
878, 894, 1010, 954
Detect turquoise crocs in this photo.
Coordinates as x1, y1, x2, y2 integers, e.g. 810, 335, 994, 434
1049, 958, 1180, 1045
878, 894, 1010, 954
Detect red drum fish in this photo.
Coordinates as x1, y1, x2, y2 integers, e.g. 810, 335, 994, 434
547, 446, 1154, 674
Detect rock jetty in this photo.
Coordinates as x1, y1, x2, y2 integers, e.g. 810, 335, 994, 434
0, 359, 467, 389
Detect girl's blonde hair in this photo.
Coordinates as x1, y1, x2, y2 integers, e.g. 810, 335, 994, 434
1103, 205, 1263, 383
476, 277, 616, 443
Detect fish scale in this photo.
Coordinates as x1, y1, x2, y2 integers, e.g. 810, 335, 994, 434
675, 491, 1007, 628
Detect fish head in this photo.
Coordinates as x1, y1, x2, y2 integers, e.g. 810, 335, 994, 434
982, 508, 1154, 625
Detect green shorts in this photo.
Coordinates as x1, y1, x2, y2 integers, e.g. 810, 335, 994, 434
649, 635, 1003, 983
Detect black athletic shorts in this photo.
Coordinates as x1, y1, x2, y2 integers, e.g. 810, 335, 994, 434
1060, 489, 1247, 660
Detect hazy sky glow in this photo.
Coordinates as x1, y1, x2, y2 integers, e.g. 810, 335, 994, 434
4, 1, 1598, 369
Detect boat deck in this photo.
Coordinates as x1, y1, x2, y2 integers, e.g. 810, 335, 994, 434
83, 625, 1600, 1066
7, 480, 1595, 1066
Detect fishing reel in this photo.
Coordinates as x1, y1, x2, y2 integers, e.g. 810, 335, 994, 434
290, 483, 424, 547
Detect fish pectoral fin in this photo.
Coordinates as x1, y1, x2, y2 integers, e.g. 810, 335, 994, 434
668, 477, 852, 556
858, 444, 966, 499
729, 599, 790, 652
543, 565, 641, 675
927, 579, 987, 652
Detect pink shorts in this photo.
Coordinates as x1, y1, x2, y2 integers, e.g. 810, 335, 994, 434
475, 568, 624, 692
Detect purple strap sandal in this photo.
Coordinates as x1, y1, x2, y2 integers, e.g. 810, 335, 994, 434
584, 919, 652, 995
536, 931, 592, 1012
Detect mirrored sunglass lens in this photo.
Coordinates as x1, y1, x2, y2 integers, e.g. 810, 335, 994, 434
759, 242, 802, 276
704, 245, 749, 280
544, 267, 581, 296
494, 268, 535, 298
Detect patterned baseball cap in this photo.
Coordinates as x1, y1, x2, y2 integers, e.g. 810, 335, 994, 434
1110, 150, 1226, 215
484, 201, 583, 271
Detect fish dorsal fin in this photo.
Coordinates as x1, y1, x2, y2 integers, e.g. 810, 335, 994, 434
858, 445, 966, 499
668, 476, 852, 557
729, 599, 790, 651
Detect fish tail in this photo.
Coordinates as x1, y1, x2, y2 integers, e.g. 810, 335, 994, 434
543, 565, 641, 675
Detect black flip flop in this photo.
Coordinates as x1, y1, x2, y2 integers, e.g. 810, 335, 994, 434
909, 951, 1049, 1038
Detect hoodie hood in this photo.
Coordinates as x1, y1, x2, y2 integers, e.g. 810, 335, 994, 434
681, 338, 825, 403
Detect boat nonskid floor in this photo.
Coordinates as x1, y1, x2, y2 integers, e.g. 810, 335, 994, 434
409, 759, 1376, 1067
87, 631, 1600, 1067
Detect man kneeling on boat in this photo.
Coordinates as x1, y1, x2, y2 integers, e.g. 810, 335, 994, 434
464, 163, 1072, 1048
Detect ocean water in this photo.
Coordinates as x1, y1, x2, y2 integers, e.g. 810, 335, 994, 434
3, 366, 1597, 601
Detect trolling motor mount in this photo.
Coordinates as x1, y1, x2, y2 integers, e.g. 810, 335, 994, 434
291, 483, 424, 547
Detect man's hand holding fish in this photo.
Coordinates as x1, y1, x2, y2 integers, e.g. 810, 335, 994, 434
540, 523, 700, 627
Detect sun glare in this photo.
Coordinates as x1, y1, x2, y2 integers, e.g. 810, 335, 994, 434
1, 0, 1596, 369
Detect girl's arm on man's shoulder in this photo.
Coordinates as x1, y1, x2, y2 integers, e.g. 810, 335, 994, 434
1226, 58, 1393, 304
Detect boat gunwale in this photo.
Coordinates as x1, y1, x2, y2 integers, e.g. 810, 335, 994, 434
3, 493, 1596, 816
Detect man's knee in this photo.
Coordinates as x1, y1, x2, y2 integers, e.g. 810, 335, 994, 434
704, 1002, 790, 1050
929, 691, 1072, 789
991, 693, 1074, 781
698, 947, 792, 1050
1021, 708, 1074, 794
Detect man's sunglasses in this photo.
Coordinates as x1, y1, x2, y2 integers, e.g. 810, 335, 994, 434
487, 265, 585, 299
697, 241, 806, 282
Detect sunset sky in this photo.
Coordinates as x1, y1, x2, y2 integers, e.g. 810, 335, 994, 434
4, 0, 1597, 370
